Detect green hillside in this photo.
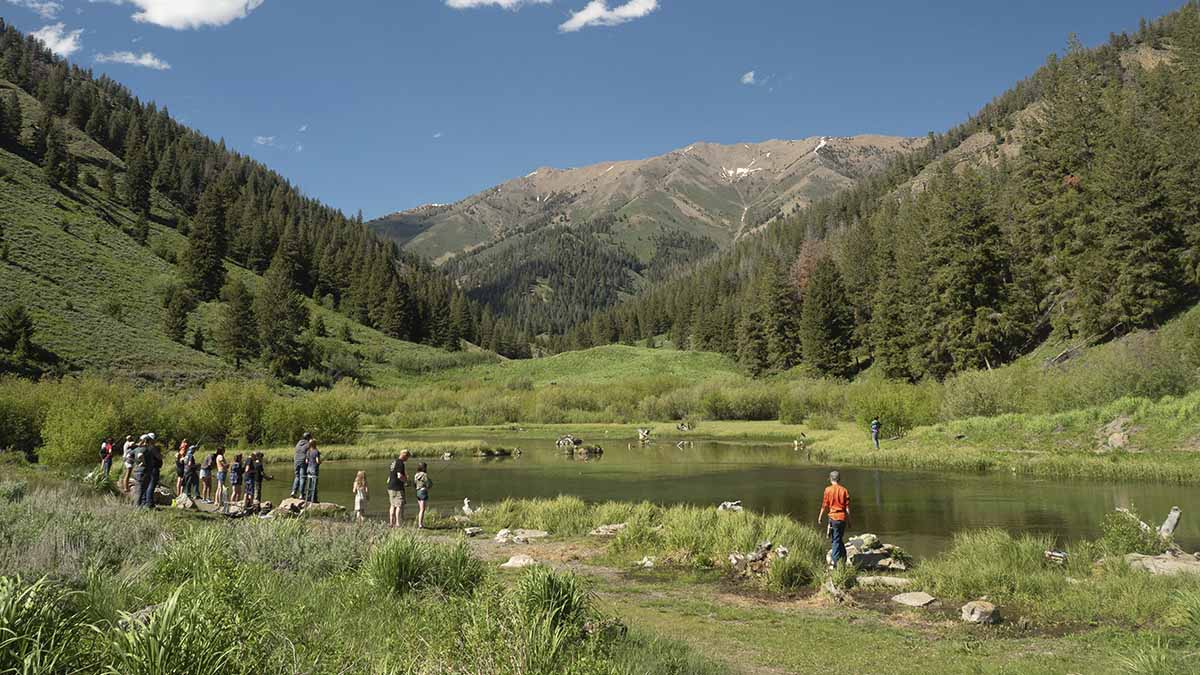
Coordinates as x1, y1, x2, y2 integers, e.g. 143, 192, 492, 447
0, 78, 492, 385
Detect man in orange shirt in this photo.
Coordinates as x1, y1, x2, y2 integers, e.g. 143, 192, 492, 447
817, 470, 851, 567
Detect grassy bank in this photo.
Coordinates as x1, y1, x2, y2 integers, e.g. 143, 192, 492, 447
0, 481, 722, 675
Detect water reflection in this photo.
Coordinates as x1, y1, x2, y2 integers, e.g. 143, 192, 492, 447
258, 435, 1198, 558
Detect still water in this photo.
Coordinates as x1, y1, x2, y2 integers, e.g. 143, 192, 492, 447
260, 435, 1198, 558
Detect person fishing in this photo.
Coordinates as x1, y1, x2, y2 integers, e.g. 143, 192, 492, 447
870, 416, 881, 449
816, 470, 850, 567
291, 432, 312, 499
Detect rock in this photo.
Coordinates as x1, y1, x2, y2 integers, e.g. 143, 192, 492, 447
848, 533, 881, 551
633, 556, 655, 569
570, 445, 603, 456
775, 545, 789, 559
748, 541, 773, 563
463, 527, 484, 537
892, 592, 936, 608
961, 600, 1001, 624
1044, 549, 1068, 565
302, 502, 345, 515
494, 528, 549, 544
152, 486, 173, 506
173, 495, 197, 510
462, 498, 475, 516
500, 554, 537, 569
717, 500, 743, 512
589, 523, 627, 537
442, 452, 453, 461
1125, 552, 1200, 576
729, 553, 748, 574
822, 579, 849, 603
276, 497, 306, 513
260, 501, 273, 513
857, 576, 913, 589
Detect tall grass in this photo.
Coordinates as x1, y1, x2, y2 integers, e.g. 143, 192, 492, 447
363, 533, 486, 596
0, 577, 93, 674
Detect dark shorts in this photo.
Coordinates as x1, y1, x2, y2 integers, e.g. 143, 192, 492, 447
416, 488, 428, 502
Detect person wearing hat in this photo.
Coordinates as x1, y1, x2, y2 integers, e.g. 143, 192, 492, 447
291, 432, 313, 499
139, 434, 163, 509
817, 470, 851, 567
120, 435, 136, 493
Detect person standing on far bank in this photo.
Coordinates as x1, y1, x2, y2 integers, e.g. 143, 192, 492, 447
387, 450, 410, 528
817, 470, 851, 567
870, 416, 881, 450
291, 432, 312, 499
305, 441, 322, 503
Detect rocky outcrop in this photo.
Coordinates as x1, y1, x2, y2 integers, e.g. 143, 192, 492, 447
173, 495, 197, 510
1125, 552, 1200, 576
827, 533, 909, 571
463, 527, 484, 537
717, 500, 743, 512
271, 497, 344, 517
556, 435, 584, 448
728, 541, 790, 579
961, 600, 1001, 624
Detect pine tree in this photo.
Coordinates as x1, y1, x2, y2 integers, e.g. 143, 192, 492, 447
0, 94, 7, 144
30, 109, 50, 159
799, 257, 854, 378
102, 163, 117, 200
162, 285, 195, 344
735, 299, 768, 376
760, 259, 803, 371
0, 303, 35, 352
870, 250, 912, 379
123, 128, 152, 216
380, 279, 415, 341
255, 255, 311, 377
216, 278, 258, 369
5, 93, 21, 146
181, 183, 229, 301
41, 118, 69, 187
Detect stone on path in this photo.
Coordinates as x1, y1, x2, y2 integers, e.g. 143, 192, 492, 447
892, 591, 936, 608
589, 523, 627, 537
1125, 552, 1200, 576
173, 495, 197, 510
961, 600, 1001, 624
500, 554, 537, 569
857, 576, 913, 589
494, 528, 549, 544
633, 556, 655, 569
463, 527, 483, 537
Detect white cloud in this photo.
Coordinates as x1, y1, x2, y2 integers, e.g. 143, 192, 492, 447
254, 135, 276, 146
295, 143, 303, 152
5, 0, 63, 19
446, 0, 551, 9
433, 131, 443, 139
32, 23, 83, 57
740, 70, 756, 85
559, 0, 657, 32
95, 50, 171, 70
298, 124, 308, 133
89, 0, 265, 30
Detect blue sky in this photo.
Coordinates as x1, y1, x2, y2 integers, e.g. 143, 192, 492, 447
1, 0, 1187, 219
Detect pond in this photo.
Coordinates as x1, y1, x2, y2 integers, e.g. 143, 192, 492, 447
260, 435, 1198, 558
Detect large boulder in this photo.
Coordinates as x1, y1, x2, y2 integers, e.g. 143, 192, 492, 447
832, 533, 909, 572
173, 495, 198, 511
1125, 552, 1200, 576
961, 600, 1001, 624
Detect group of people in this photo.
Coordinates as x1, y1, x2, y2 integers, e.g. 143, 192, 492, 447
105, 431, 433, 527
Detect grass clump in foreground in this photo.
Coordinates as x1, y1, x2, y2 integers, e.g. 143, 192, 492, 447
0, 482, 723, 675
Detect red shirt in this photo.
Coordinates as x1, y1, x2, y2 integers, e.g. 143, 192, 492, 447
822, 484, 850, 521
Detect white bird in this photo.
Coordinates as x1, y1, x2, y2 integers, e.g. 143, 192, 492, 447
462, 498, 475, 516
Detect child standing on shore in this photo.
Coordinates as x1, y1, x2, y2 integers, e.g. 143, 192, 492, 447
413, 462, 432, 529
352, 471, 369, 523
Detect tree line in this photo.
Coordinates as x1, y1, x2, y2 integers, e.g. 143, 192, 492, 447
555, 6, 1200, 380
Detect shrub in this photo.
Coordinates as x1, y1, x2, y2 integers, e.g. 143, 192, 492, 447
766, 554, 815, 592
1099, 508, 1170, 557
363, 534, 486, 596
106, 587, 248, 675
0, 479, 26, 503
914, 529, 1061, 603
845, 380, 940, 438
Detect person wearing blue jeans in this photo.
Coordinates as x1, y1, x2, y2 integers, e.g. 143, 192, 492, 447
304, 442, 321, 503
870, 417, 881, 450
817, 470, 851, 567
291, 433, 312, 498
138, 438, 163, 509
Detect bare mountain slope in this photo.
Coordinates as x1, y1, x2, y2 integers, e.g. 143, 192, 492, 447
372, 135, 924, 264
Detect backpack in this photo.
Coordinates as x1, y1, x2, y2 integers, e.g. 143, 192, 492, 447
201, 454, 214, 470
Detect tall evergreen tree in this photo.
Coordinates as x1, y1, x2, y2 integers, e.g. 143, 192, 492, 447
759, 259, 803, 371
255, 255, 311, 377
181, 183, 229, 301
123, 126, 152, 216
161, 285, 195, 344
735, 299, 769, 376
799, 257, 854, 378
41, 118, 69, 187
215, 278, 258, 369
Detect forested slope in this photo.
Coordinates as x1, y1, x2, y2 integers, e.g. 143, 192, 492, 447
0, 18, 513, 382
560, 6, 1200, 384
